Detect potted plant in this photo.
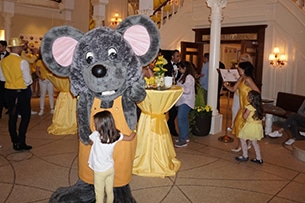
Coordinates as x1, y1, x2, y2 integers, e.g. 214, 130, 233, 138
189, 84, 213, 136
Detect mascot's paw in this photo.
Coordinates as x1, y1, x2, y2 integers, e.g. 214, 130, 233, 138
49, 179, 95, 203
114, 184, 136, 203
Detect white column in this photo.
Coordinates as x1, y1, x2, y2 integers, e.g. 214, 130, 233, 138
2, 1, 15, 41
91, 0, 109, 27
138, 0, 154, 16
2, 13, 13, 41
59, 0, 75, 23
206, 0, 227, 134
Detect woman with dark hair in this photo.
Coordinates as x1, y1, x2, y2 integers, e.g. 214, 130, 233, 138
174, 61, 196, 147
223, 61, 260, 151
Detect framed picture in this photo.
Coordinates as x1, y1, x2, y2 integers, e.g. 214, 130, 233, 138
219, 69, 240, 82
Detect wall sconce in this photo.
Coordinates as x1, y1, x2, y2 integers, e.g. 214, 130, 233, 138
111, 13, 122, 26
0, 30, 5, 40
268, 47, 287, 67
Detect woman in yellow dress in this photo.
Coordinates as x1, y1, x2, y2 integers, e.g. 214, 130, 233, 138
223, 61, 260, 151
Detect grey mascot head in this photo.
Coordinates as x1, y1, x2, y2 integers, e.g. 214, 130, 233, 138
41, 15, 159, 144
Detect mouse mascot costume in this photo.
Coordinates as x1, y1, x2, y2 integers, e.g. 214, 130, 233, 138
41, 15, 160, 203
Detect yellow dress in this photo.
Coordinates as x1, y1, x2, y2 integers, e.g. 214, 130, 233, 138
239, 104, 264, 141
47, 74, 78, 135
232, 80, 251, 137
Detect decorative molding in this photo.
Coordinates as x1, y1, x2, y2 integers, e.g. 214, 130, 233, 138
206, 0, 227, 9
16, 0, 59, 9
137, 8, 154, 16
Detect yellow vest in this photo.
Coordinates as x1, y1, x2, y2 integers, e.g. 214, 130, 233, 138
1, 55, 27, 89
36, 59, 50, 79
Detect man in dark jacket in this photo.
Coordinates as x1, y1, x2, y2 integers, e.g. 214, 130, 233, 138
164, 50, 181, 136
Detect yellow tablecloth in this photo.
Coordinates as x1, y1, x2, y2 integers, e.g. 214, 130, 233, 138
47, 74, 78, 135
132, 85, 183, 177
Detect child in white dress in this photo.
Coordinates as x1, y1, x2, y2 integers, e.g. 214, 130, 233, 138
88, 110, 136, 203
235, 90, 264, 164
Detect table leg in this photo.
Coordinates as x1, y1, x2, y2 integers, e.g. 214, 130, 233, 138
265, 113, 273, 135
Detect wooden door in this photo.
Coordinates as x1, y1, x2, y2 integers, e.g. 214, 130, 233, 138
180, 41, 204, 73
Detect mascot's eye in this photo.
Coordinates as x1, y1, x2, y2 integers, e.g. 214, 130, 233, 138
86, 52, 94, 64
108, 48, 117, 60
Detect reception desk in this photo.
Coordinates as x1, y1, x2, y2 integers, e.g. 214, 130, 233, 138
132, 85, 183, 177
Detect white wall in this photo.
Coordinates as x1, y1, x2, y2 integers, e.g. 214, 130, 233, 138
159, 0, 305, 100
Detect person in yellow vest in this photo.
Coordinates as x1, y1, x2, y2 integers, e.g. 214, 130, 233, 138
21, 41, 39, 115
35, 49, 54, 116
1, 37, 33, 151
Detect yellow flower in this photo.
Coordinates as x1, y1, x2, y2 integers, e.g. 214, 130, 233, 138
153, 67, 161, 72
153, 55, 168, 76
190, 105, 213, 118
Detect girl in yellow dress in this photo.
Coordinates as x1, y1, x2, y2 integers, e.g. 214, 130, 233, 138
223, 62, 260, 151
235, 90, 264, 164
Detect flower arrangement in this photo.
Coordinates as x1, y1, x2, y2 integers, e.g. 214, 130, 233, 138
153, 55, 168, 76
189, 84, 213, 136
189, 105, 212, 119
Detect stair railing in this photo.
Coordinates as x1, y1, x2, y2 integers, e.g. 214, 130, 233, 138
151, 0, 184, 28
292, 0, 305, 10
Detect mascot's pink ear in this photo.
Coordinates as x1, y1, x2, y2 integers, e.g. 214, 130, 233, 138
123, 25, 150, 56
52, 36, 78, 67
116, 15, 160, 66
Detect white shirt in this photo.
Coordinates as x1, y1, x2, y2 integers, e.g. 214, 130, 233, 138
88, 131, 123, 172
0, 52, 7, 81
172, 61, 178, 78
176, 74, 195, 109
0, 64, 5, 82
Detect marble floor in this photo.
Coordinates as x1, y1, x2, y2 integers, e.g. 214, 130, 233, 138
1, 95, 305, 203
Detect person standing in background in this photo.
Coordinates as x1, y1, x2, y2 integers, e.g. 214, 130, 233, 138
217, 61, 225, 112
164, 50, 181, 137
35, 50, 55, 116
200, 53, 209, 105
0, 40, 10, 149
228, 54, 253, 132
0, 40, 9, 119
1, 37, 33, 151
174, 61, 196, 147
223, 61, 260, 152
164, 50, 181, 83
21, 41, 39, 115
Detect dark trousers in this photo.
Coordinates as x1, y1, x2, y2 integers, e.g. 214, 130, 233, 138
167, 106, 178, 135
5, 87, 32, 144
0, 81, 7, 116
283, 113, 305, 140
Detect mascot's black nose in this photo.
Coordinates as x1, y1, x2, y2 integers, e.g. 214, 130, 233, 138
92, 65, 107, 78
